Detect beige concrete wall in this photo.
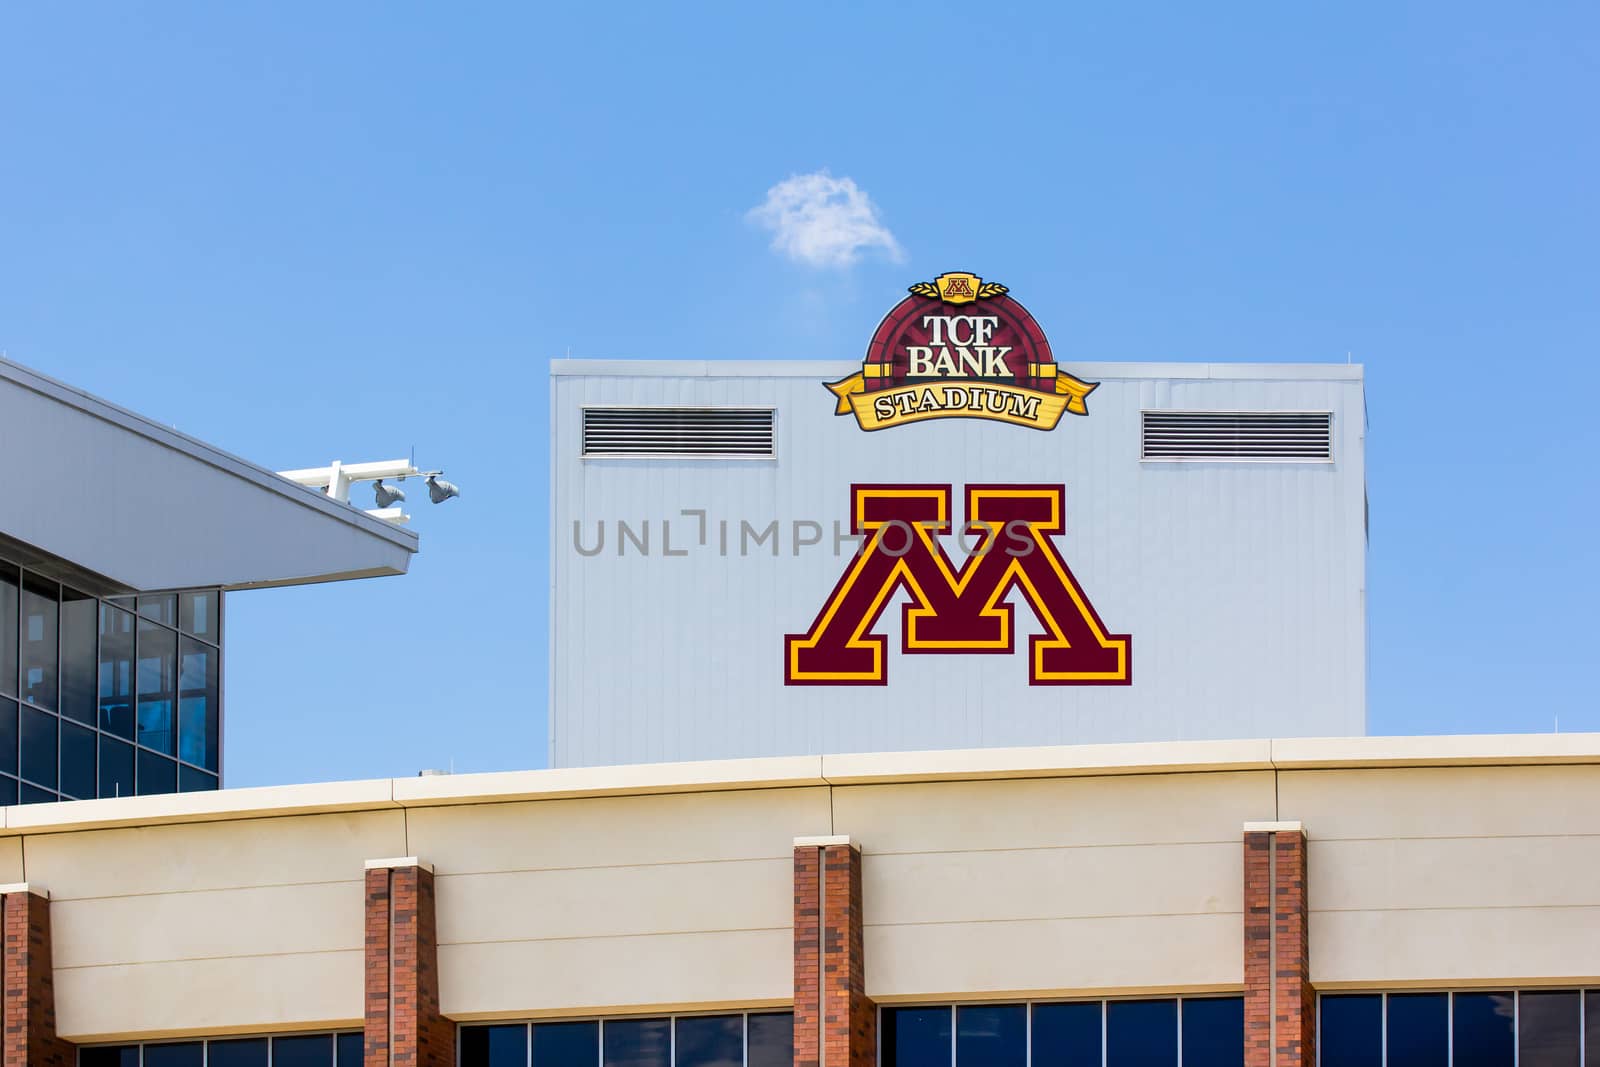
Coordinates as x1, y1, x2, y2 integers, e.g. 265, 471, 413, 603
33, 809, 406, 1041
1282, 765, 1600, 988
836, 770, 1275, 1000
409, 786, 832, 1019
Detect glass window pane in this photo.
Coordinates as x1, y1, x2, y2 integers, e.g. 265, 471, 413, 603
1387, 993, 1448, 1067
20, 575, 58, 709
99, 736, 134, 798
336, 1032, 365, 1067
180, 591, 218, 641
0, 698, 17, 777
273, 1034, 335, 1067
883, 1007, 954, 1067
178, 637, 218, 769
79, 1046, 140, 1067
20, 705, 57, 789
19, 782, 53, 804
0, 563, 15, 697
1319, 995, 1382, 1067
0, 776, 16, 805
602, 1018, 670, 1067
1182, 998, 1242, 1067
957, 1005, 1026, 1067
99, 605, 135, 739
1518, 991, 1580, 1067
1107, 1000, 1177, 1067
60, 589, 97, 725
1586, 992, 1600, 1067
1453, 993, 1514, 1067
462, 1025, 528, 1067
534, 1020, 599, 1067
60, 720, 95, 799
208, 1037, 269, 1067
138, 594, 177, 626
144, 1043, 204, 1067
1032, 1002, 1101, 1067
676, 1016, 744, 1067
136, 749, 176, 795
179, 765, 218, 792
748, 1014, 794, 1067
137, 620, 177, 754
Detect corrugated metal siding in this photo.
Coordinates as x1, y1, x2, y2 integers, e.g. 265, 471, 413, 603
551, 364, 1366, 768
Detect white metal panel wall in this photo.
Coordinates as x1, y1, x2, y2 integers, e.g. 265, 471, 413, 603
550, 361, 1366, 767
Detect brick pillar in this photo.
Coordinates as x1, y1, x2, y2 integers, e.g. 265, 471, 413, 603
365, 858, 454, 1067
793, 836, 873, 1067
1244, 823, 1312, 1067
0, 883, 72, 1067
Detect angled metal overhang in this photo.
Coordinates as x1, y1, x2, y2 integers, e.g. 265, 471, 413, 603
0, 357, 419, 594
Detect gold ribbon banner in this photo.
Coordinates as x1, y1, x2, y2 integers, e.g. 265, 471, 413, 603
825, 372, 1098, 431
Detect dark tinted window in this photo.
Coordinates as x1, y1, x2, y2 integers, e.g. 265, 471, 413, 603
273, 1033, 335, 1067
0, 563, 17, 696
1032, 1002, 1100, 1067
0, 698, 16, 776
602, 1018, 670, 1067
1452, 993, 1514, 1067
747, 1014, 793, 1067
99, 604, 136, 739
20, 782, 56, 804
1320, 995, 1382, 1067
79, 1047, 140, 1067
99, 736, 135, 798
208, 1037, 269, 1067
60, 720, 96, 799
1181, 998, 1242, 1067
138, 594, 177, 626
20, 575, 58, 709
462, 1025, 527, 1067
60, 589, 97, 724
1586, 993, 1600, 1067
179, 765, 219, 792
1106, 1000, 1176, 1067
136, 618, 177, 754
136, 748, 176, 795
533, 1020, 597, 1067
178, 637, 218, 770
957, 1004, 1025, 1067
1387, 994, 1447, 1067
676, 1016, 743, 1067
180, 591, 218, 641
143, 1043, 203, 1067
336, 1032, 365, 1067
0, 776, 15, 805
1518, 991, 1580, 1067
20, 704, 57, 789
883, 1007, 953, 1067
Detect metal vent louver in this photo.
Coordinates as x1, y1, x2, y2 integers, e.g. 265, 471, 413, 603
1141, 411, 1333, 460
582, 407, 776, 458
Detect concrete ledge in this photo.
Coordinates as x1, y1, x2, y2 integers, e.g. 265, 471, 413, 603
0, 882, 46, 898
390, 755, 826, 807
1243, 821, 1305, 835
365, 857, 434, 873
794, 835, 853, 848
0, 777, 399, 836
820, 739, 1277, 784
1269, 733, 1600, 769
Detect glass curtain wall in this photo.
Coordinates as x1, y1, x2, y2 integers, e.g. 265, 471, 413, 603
461, 1012, 794, 1067
0, 553, 221, 802
80, 1031, 362, 1067
1322, 990, 1599, 1067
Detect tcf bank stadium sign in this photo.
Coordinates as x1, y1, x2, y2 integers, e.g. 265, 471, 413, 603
788, 274, 1132, 687
824, 271, 1098, 431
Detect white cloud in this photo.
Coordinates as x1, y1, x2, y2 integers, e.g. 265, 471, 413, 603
747, 171, 905, 268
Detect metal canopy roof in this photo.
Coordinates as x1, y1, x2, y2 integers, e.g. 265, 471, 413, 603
0, 357, 418, 595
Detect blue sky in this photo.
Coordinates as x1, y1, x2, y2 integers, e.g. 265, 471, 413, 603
2, 3, 1596, 786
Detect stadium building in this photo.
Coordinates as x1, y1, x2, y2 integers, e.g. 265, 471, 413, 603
0, 276, 1595, 1067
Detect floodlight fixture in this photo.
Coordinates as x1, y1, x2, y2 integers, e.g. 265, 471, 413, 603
426, 475, 460, 504
373, 479, 406, 508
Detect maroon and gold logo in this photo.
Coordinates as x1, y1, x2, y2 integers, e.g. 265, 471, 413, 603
825, 272, 1097, 431
785, 484, 1131, 686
